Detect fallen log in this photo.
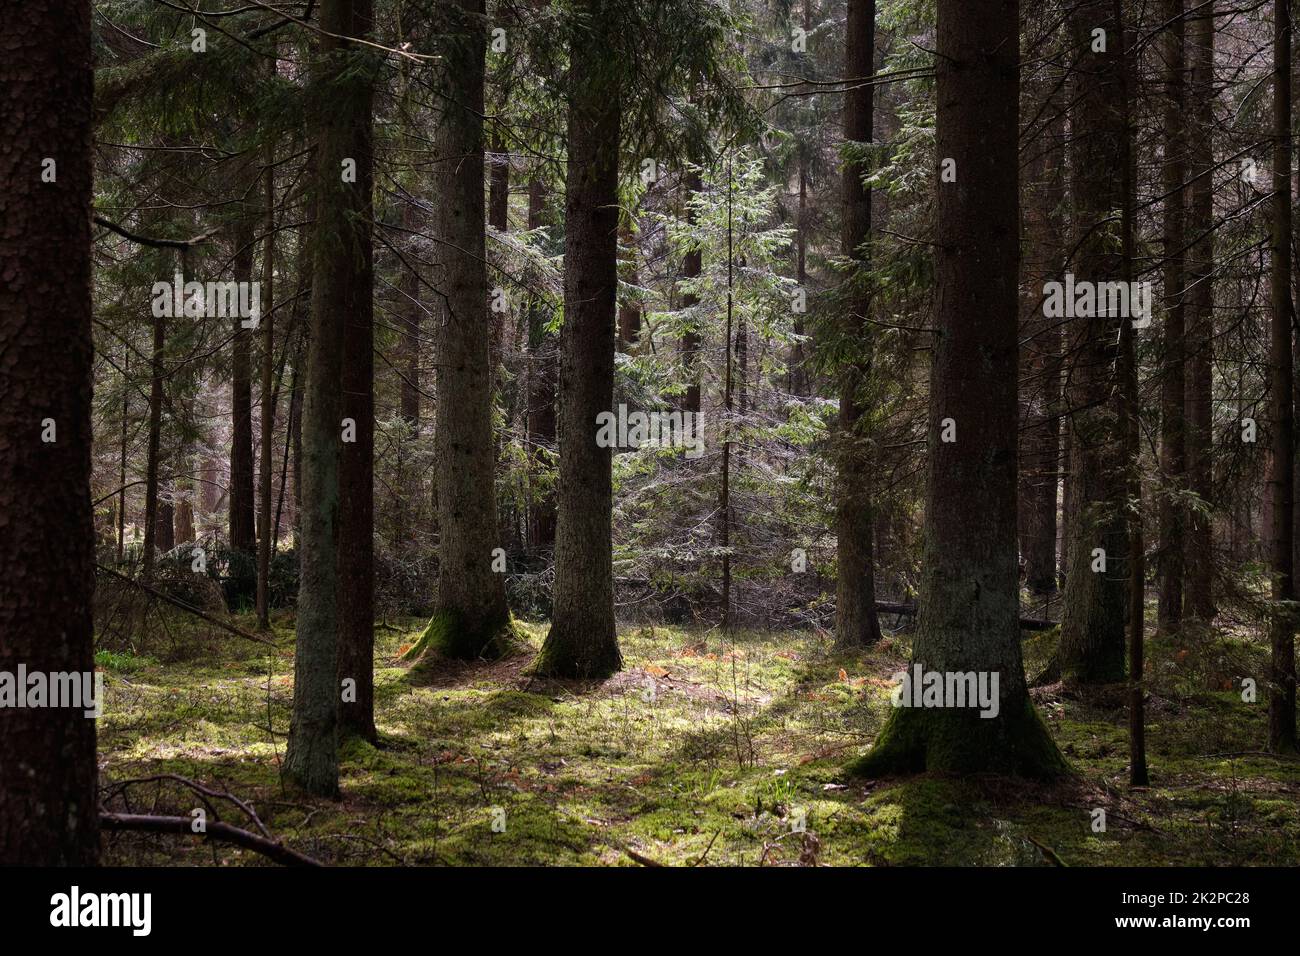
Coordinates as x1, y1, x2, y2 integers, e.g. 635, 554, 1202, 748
100, 812, 322, 867
874, 601, 1057, 632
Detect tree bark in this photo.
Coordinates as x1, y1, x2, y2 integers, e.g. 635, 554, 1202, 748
230, 224, 258, 557
1267, 0, 1297, 753
854, 0, 1064, 777
421, 0, 512, 662
334, 21, 377, 741
284, 0, 376, 795
1019, 104, 1065, 596
256, 141, 276, 631
834, 0, 883, 649
1183, 1, 1215, 621
1059, 0, 1130, 684
1157, 0, 1187, 635
535, 0, 623, 678
0, 0, 100, 863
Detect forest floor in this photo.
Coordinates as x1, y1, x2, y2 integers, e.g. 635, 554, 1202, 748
96, 608, 1300, 866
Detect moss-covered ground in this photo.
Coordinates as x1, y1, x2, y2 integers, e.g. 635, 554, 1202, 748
96, 608, 1300, 866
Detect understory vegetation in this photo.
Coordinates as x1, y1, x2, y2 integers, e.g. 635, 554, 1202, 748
96, 608, 1298, 866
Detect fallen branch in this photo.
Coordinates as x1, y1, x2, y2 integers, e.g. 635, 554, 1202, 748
874, 601, 1057, 632
1027, 835, 1067, 867
100, 812, 323, 867
95, 564, 276, 647
624, 847, 665, 867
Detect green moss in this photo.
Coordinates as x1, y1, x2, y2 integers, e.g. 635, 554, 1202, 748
95, 613, 1300, 866
849, 696, 1069, 779
403, 609, 522, 667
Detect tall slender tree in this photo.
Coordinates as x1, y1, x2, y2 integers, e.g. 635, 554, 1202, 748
1158, 0, 1188, 634
284, 0, 376, 794
416, 0, 513, 662
1267, 0, 1297, 753
534, 0, 623, 678
336, 54, 377, 737
1183, 1, 1216, 621
230, 223, 258, 559
1058, 0, 1130, 684
854, 0, 1064, 776
834, 0, 882, 649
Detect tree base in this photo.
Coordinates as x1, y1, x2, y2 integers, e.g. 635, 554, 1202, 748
282, 744, 341, 799
531, 626, 622, 680
850, 696, 1068, 779
402, 609, 520, 666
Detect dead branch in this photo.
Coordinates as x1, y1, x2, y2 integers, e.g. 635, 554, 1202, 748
95, 563, 276, 647
100, 812, 323, 867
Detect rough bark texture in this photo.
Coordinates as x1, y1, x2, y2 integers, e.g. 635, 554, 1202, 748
854, 0, 1064, 778
336, 62, 377, 737
834, 0, 882, 649
256, 145, 276, 632
284, 0, 375, 795
1183, 1, 1215, 622
535, 1, 623, 678
1059, 0, 1129, 684
230, 226, 258, 557
0, 0, 100, 863
1267, 0, 1297, 753
1157, 0, 1187, 634
1018, 106, 1064, 596
422, 0, 512, 663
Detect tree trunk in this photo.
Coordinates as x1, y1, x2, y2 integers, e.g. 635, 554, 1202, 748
1019, 105, 1064, 597
142, 300, 165, 576
335, 30, 377, 742
117, 351, 130, 561
854, 0, 1064, 778
1157, 0, 1187, 635
0, 0, 100, 863
257, 140, 276, 631
1267, 0, 1297, 753
230, 224, 258, 557
1059, 0, 1130, 684
1183, 1, 1215, 621
834, 0, 883, 649
284, 0, 375, 795
1117, 11, 1148, 786
420, 0, 512, 663
535, 0, 623, 678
